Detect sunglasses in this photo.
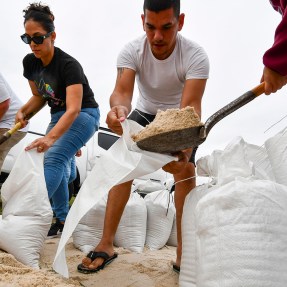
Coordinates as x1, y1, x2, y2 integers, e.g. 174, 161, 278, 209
20, 31, 53, 45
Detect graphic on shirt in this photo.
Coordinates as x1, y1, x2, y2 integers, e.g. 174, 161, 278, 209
36, 78, 65, 107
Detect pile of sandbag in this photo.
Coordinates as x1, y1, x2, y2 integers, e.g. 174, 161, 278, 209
180, 128, 287, 287
72, 177, 178, 254
52, 120, 176, 278
0, 148, 53, 268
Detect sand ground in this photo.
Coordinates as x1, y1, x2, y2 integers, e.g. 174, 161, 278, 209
0, 237, 179, 287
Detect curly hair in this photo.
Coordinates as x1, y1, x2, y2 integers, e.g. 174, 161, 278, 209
23, 2, 55, 32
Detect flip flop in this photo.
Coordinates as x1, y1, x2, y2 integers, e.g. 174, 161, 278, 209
77, 251, 118, 274
172, 263, 180, 274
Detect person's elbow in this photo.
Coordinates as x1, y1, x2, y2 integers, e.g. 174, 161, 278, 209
66, 106, 81, 119
0, 99, 10, 114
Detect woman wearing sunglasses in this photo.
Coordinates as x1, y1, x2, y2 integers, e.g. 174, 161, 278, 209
16, 2, 100, 237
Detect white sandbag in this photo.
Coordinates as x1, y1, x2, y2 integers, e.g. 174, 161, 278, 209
197, 136, 274, 185
164, 179, 177, 247
72, 194, 107, 254
53, 120, 175, 277
265, 127, 287, 186
164, 177, 175, 191
180, 183, 217, 286
114, 191, 147, 253
133, 178, 164, 197
245, 142, 275, 181
167, 218, 177, 247
181, 133, 282, 287
73, 190, 147, 254
196, 149, 223, 180
181, 177, 287, 287
138, 168, 170, 183
166, 214, 177, 247
0, 149, 52, 268
145, 189, 175, 250
217, 137, 254, 185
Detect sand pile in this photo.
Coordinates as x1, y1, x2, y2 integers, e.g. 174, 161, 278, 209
0, 252, 80, 287
132, 106, 202, 142
0, 238, 179, 287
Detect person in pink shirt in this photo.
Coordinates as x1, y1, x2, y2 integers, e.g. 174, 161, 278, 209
262, 0, 287, 94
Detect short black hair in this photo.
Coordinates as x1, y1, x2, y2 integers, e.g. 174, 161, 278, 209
143, 0, 180, 18
23, 2, 55, 32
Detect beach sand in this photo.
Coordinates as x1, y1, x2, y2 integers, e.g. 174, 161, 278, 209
0, 238, 179, 287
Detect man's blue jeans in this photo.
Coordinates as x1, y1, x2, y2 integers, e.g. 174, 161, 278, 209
44, 107, 100, 222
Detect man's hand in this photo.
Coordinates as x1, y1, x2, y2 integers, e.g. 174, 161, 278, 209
106, 105, 129, 135
15, 110, 29, 128
162, 149, 191, 175
261, 67, 287, 95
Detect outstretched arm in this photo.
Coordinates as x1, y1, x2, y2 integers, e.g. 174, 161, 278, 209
106, 67, 136, 135
15, 80, 47, 127
24, 82, 83, 152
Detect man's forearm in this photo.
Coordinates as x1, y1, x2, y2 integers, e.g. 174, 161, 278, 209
110, 92, 132, 113
0, 99, 10, 120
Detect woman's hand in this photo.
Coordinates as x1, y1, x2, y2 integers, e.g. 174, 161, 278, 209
25, 136, 56, 153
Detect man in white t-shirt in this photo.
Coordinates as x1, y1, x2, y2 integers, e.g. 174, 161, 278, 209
78, 0, 209, 274
0, 72, 28, 172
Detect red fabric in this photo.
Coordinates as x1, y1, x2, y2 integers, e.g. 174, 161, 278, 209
263, 0, 287, 75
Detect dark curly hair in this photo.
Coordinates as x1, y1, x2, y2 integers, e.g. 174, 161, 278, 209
23, 2, 55, 32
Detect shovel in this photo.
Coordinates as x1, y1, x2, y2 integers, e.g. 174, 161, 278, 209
0, 112, 35, 145
136, 82, 265, 154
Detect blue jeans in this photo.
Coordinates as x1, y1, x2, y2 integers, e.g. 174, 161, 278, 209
68, 156, 77, 184
44, 107, 100, 222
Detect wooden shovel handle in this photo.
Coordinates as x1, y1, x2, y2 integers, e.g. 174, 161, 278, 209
204, 82, 266, 137
8, 122, 23, 136
0, 112, 36, 145
251, 82, 265, 97
7, 112, 35, 136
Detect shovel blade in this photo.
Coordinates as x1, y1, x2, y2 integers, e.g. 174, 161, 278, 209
136, 125, 206, 154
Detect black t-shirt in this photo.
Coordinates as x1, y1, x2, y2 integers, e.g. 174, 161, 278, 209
23, 47, 98, 114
